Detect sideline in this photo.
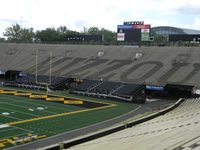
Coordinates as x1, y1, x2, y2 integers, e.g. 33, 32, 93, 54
8, 104, 115, 126
7, 105, 142, 150
0, 88, 116, 125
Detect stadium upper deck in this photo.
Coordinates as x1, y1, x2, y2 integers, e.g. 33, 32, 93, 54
0, 43, 200, 87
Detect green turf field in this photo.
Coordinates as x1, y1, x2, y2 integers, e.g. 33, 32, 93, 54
0, 87, 139, 149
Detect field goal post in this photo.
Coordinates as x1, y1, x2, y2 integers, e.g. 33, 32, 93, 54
35, 49, 53, 95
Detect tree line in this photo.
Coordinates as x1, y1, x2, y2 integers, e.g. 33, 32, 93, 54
1, 24, 116, 44
1, 24, 178, 46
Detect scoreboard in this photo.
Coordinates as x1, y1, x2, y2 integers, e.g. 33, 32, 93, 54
117, 28, 141, 42
117, 21, 151, 42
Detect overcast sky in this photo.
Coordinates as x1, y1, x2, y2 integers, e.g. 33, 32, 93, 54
0, 0, 200, 37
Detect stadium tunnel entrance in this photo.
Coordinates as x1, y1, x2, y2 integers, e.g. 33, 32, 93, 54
146, 84, 195, 100
5, 70, 22, 81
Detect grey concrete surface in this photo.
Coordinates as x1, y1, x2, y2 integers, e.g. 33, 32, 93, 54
0, 44, 200, 87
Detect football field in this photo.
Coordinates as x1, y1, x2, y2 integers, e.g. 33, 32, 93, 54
0, 88, 137, 149
0, 92, 86, 149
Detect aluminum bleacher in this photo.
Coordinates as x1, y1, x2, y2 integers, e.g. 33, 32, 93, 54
5, 73, 72, 90
72, 79, 102, 92
93, 81, 121, 94
113, 83, 143, 97
70, 79, 146, 103
68, 98, 200, 150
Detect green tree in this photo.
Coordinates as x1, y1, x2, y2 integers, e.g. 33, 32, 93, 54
35, 26, 80, 43
0, 38, 6, 43
87, 27, 100, 35
87, 26, 116, 44
57, 26, 68, 34
35, 27, 60, 43
56, 26, 68, 41
3, 23, 34, 43
81, 27, 88, 34
154, 35, 168, 45
99, 28, 116, 44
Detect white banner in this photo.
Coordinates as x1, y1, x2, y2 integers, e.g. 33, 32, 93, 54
117, 33, 125, 41
141, 29, 150, 33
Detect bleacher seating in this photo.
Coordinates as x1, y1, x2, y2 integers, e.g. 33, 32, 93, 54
0, 43, 200, 86
49, 76, 73, 90
72, 79, 102, 92
6, 73, 71, 90
92, 81, 122, 94
68, 98, 200, 150
113, 83, 142, 97
70, 79, 145, 103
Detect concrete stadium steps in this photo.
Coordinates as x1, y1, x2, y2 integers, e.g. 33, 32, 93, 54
68, 98, 200, 150
0, 43, 35, 70
1, 43, 200, 86
147, 98, 200, 121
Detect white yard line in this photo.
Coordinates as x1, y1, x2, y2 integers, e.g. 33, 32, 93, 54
0, 124, 34, 140
0, 105, 40, 117
0, 127, 16, 132
19, 100, 72, 114
46, 106, 142, 137
10, 125, 34, 133
0, 113, 22, 121
1, 96, 74, 113
31, 108, 58, 115
0, 124, 10, 129
0, 132, 33, 140
7, 106, 142, 149
0, 101, 59, 116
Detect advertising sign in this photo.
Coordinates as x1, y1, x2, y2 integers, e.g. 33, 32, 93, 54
123, 21, 144, 25
146, 85, 164, 91
117, 33, 125, 41
141, 29, 150, 33
141, 32, 150, 41
133, 24, 151, 29
117, 25, 133, 29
